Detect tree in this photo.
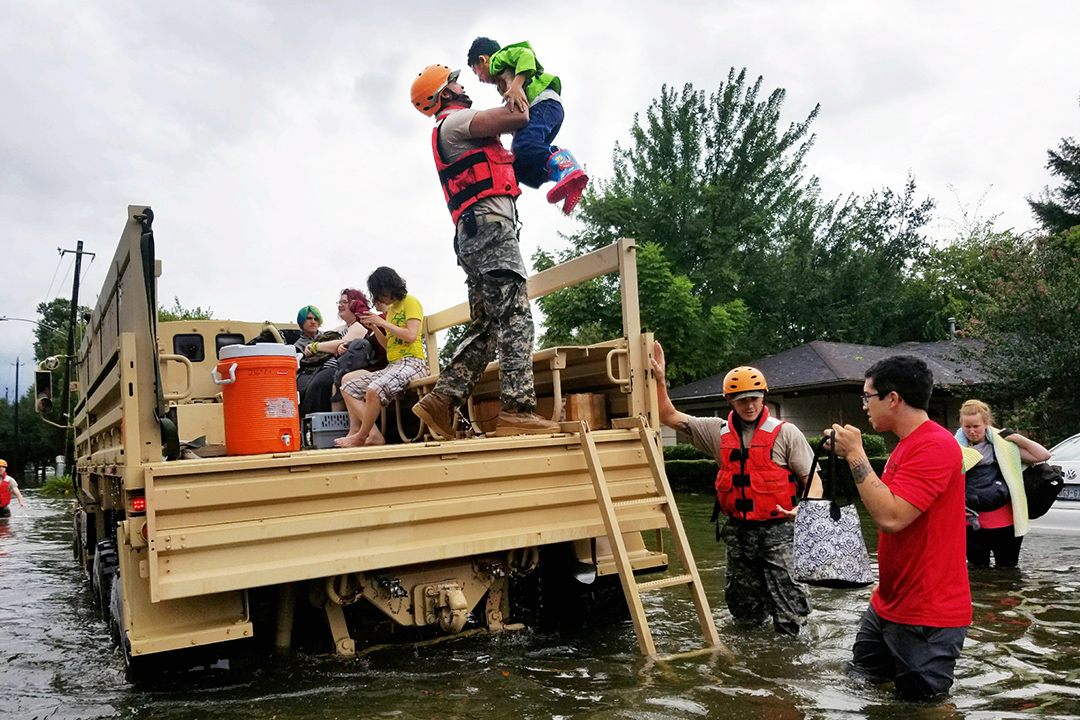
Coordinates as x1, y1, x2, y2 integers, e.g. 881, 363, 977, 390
534, 242, 748, 385
570, 70, 821, 312
1028, 132, 1080, 235
158, 296, 213, 321
540, 69, 938, 379
33, 297, 88, 363
935, 224, 1080, 444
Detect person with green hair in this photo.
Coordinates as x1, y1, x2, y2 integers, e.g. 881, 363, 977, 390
294, 305, 322, 353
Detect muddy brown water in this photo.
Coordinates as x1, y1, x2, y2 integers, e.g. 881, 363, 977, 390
2, 491, 1078, 719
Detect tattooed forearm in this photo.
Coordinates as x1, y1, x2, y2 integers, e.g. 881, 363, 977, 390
851, 460, 874, 485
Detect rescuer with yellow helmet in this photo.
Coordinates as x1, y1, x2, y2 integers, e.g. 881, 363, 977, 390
409, 65, 558, 441
651, 342, 821, 635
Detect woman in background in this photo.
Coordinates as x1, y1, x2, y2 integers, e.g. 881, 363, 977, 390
956, 399, 1050, 568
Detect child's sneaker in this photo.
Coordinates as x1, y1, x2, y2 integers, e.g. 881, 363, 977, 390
545, 149, 589, 214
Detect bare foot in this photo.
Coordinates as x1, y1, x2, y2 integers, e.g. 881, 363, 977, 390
334, 431, 368, 448
364, 426, 386, 446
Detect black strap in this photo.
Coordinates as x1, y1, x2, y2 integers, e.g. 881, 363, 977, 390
802, 432, 835, 501
438, 152, 487, 183
447, 177, 494, 212
136, 208, 180, 461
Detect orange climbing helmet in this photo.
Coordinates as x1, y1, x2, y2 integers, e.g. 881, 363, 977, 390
0, 459, 7, 467
723, 366, 768, 399
411, 64, 459, 116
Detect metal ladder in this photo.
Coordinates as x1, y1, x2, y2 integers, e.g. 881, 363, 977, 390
576, 416, 723, 658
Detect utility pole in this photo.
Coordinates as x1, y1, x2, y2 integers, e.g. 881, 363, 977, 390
12, 357, 20, 477
59, 240, 95, 479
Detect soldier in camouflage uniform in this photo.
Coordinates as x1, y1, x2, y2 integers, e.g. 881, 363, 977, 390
409, 64, 558, 439
651, 342, 822, 635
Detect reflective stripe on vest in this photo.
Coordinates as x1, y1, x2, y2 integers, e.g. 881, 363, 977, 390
432, 114, 521, 224
715, 407, 798, 521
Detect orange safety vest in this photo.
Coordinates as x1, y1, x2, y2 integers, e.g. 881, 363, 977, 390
715, 407, 799, 521
432, 113, 521, 224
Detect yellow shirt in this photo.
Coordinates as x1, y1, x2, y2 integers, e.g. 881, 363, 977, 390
384, 294, 425, 364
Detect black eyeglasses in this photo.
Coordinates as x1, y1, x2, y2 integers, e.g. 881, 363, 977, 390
861, 391, 886, 409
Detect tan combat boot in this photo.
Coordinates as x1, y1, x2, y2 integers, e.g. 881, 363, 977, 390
494, 410, 560, 436
412, 392, 456, 440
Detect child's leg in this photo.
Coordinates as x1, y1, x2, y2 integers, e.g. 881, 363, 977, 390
510, 99, 564, 188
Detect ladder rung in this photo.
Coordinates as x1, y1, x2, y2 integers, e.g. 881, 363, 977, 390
612, 496, 668, 509
635, 573, 693, 592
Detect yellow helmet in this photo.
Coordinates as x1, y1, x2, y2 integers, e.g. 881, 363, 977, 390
723, 366, 767, 398
411, 64, 459, 116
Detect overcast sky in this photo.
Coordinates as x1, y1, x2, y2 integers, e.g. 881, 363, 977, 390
2, 1, 1078, 401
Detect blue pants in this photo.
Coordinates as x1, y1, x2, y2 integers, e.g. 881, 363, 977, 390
511, 99, 564, 188
849, 604, 967, 701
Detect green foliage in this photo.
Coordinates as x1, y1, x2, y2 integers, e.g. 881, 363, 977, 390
662, 443, 712, 461
534, 242, 748, 384
947, 226, 1080, 444
540, 69, 938, 382
38, 474, 75, 497
438, 324, 468, 366
33, 298, 87, 363
807, 433, 887, 457
158, 296, 213, 322
663, 459, 717, 493
0, 392, 65, 478
1027, 132, 1080, 235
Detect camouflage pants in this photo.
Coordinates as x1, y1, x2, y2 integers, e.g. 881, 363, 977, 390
720, 518, 811, 635
435, 220, 536, 412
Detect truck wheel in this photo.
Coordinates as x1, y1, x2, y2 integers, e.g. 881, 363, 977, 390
110, 578, 148, 683
92, 539, 119, 621
72, 512, 82, 562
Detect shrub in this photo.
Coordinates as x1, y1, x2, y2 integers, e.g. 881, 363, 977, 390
664, 459, 717, 493
663, 443, 711, 461
39, 475, 75, 497
807, 433, 886, 456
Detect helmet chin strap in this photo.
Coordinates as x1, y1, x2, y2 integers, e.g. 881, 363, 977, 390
442, 90, 473, 109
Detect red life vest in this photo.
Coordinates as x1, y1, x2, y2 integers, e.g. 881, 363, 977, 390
0, 477, 10, 507
432, 111, 521, 224
715, 407, 799, 521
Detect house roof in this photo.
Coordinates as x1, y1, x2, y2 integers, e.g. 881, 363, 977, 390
668, 339, 987, 401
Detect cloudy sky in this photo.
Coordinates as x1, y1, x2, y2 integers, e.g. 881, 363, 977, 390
2, 1, 1078, 400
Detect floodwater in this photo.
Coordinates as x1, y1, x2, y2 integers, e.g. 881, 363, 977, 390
2, 491, 1079, 719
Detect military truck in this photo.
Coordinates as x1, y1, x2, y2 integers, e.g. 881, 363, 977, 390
55, 205, 718, 679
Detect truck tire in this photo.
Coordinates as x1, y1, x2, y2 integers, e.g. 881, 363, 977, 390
109, 574, 147, 683
92, 539, 119, 621
72, 511, 82, 561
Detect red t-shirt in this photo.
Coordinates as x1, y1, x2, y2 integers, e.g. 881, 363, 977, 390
872, 420, 971, 627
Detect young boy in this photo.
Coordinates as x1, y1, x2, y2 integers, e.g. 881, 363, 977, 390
467, 37, 588, 214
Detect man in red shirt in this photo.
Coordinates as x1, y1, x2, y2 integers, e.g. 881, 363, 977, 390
828, 355, 969, 701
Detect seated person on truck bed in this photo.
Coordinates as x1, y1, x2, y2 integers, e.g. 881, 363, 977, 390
294, 305, 324, 398
335, 267, 429, 447
300, 288, 385, 417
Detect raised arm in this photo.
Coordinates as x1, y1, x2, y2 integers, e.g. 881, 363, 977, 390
1002, 431, 1052, 465
468, 103, 529, 138
650, 341, 692, 432
828, 424, 922, 534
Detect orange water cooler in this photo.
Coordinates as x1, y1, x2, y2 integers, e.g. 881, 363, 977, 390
212, 344, 301, 456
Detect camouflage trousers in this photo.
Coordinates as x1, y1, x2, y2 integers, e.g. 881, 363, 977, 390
720, 518, 811, 635
435, 221, 536, 412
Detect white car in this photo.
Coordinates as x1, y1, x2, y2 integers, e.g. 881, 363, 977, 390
1029, 432, 1080, 533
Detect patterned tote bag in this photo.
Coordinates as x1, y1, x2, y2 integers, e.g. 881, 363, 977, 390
793, 434, 875, 588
